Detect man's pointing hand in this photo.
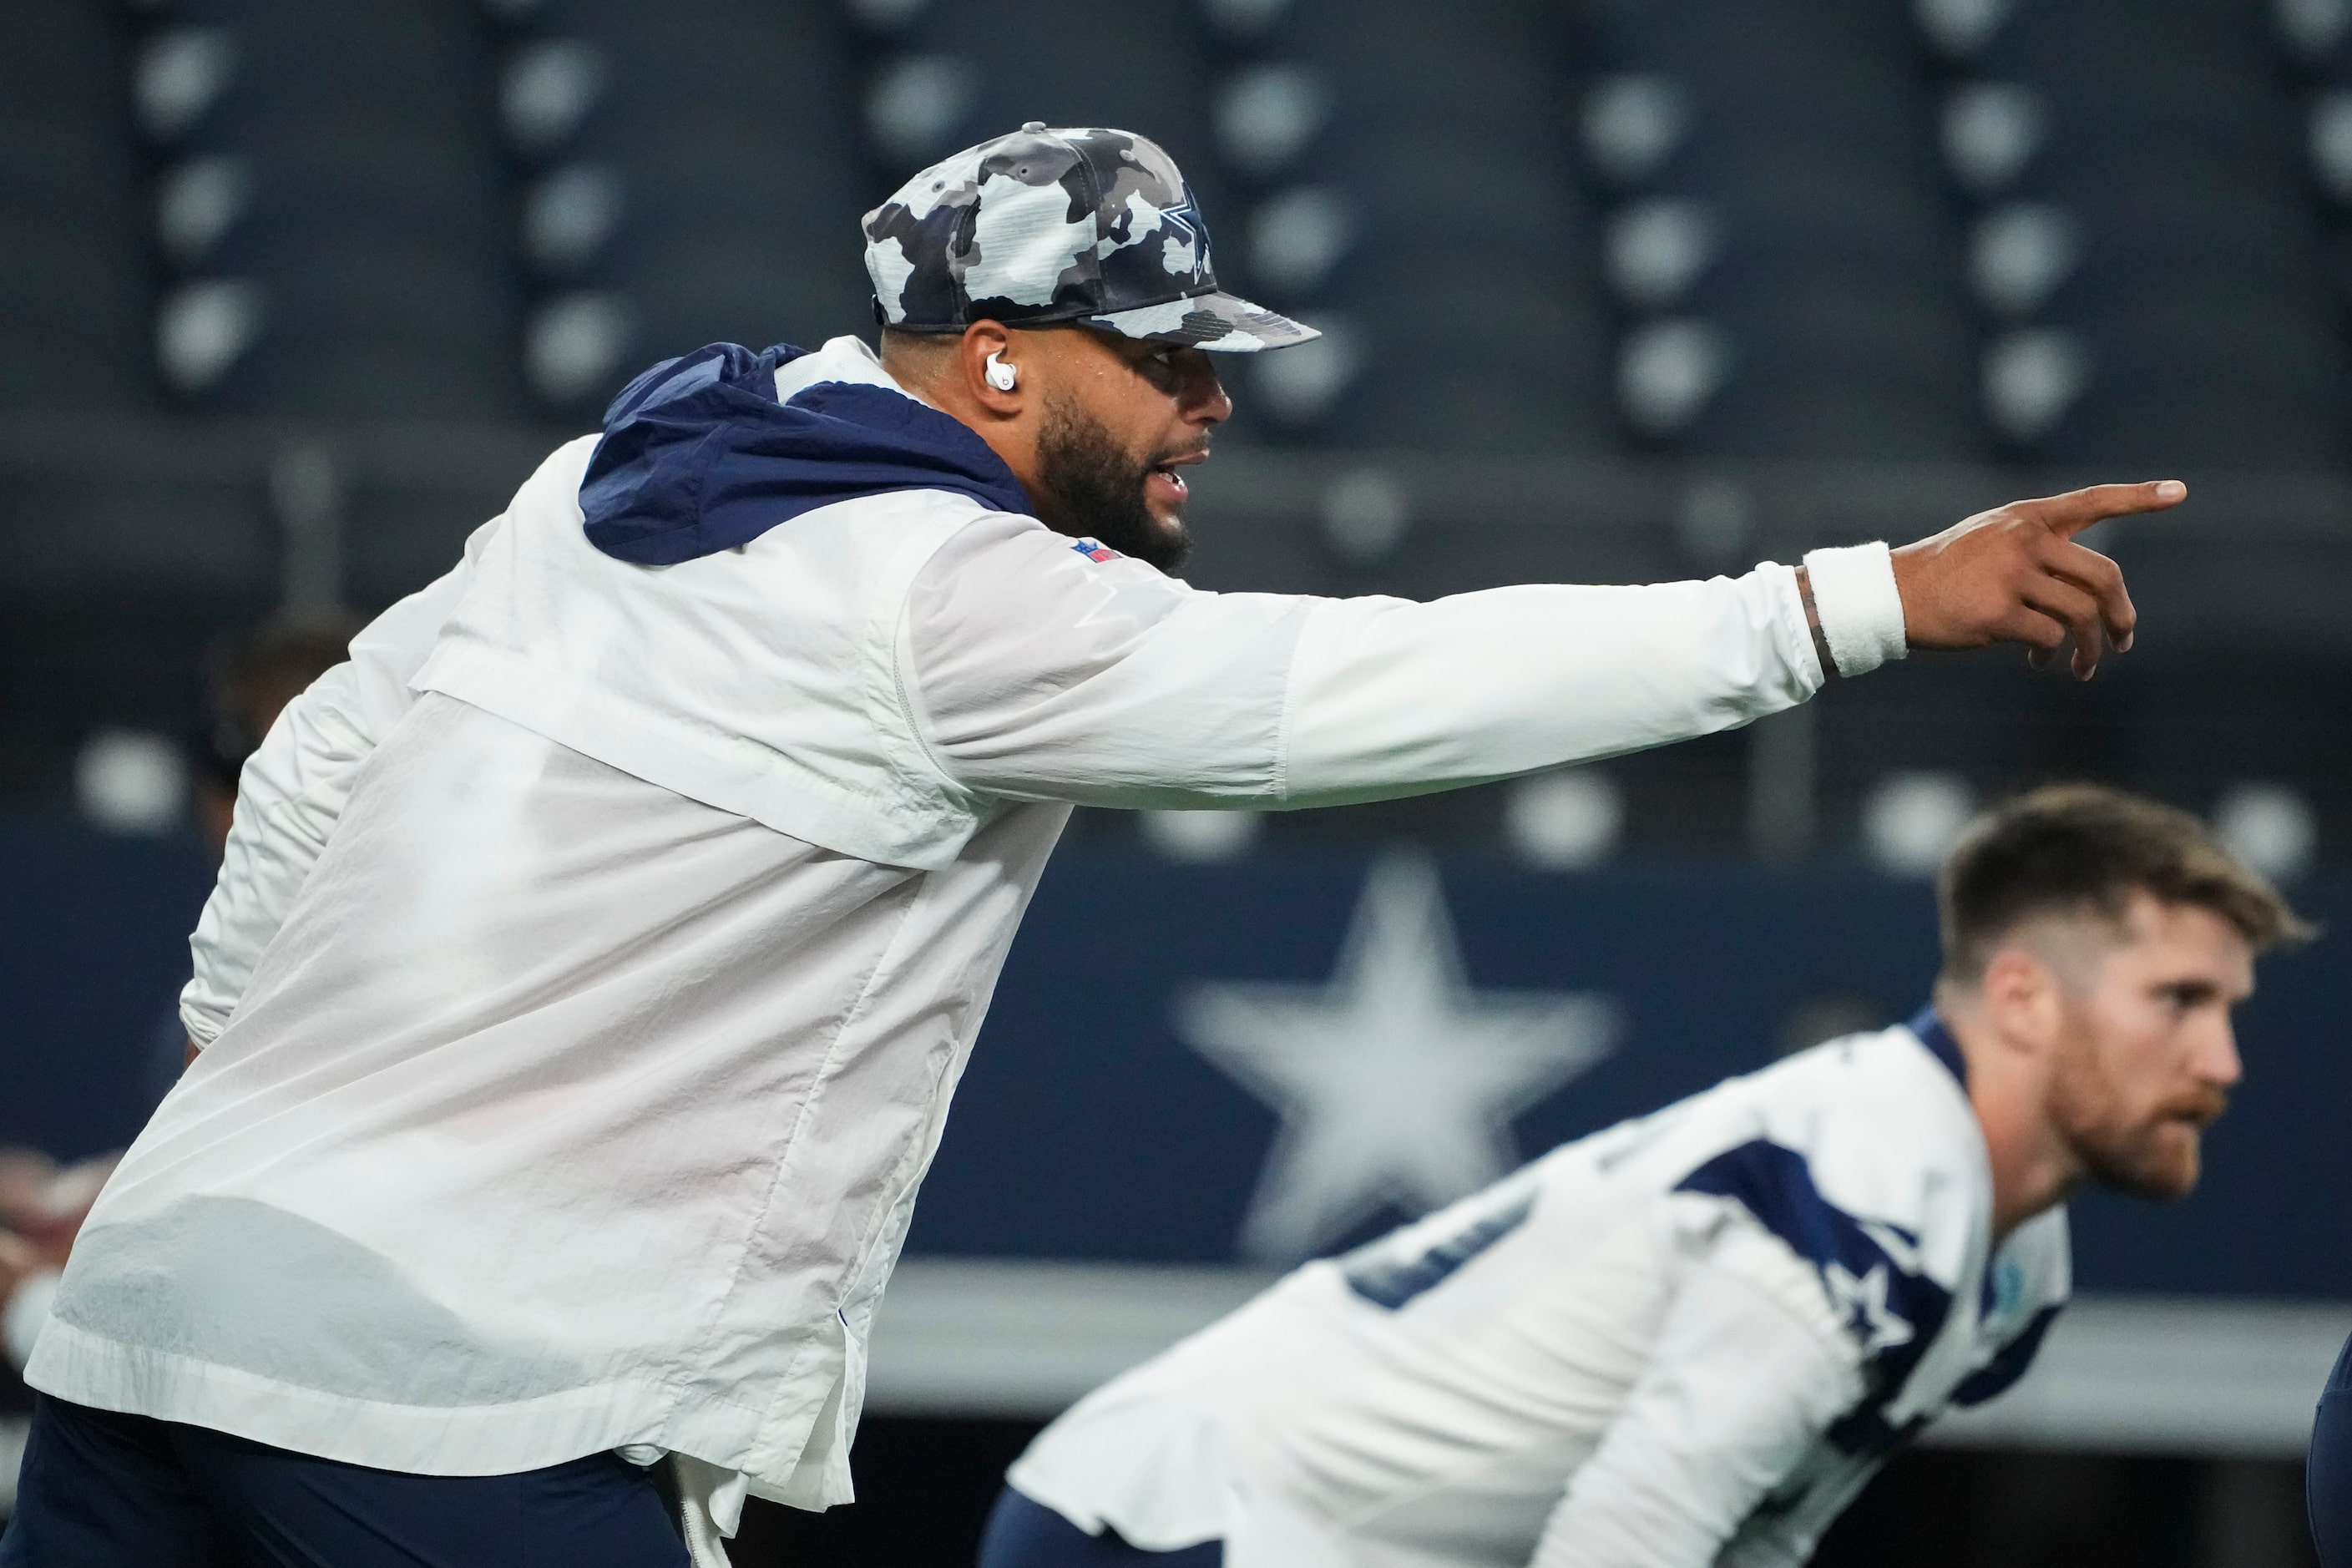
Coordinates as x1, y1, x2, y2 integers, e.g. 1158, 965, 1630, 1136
1890, 479, 2184, 680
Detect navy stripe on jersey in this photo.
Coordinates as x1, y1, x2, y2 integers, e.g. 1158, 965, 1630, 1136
1950, 1303, 2063, 1408
1909, 1005, 1968, 1088
1677, 1137, 1956, 1460
1899, 1009, 2065, 1414
1677, 1139, 1952, 1353
1340, 1182, 1537, 1311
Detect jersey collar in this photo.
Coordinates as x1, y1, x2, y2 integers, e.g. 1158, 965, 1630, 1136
1909, 1004, 1968, 1089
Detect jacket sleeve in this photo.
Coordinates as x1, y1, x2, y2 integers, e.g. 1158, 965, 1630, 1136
898, 514, 1903, 808
1526, 1217, 1867, 1568
179, 529, 492, 1047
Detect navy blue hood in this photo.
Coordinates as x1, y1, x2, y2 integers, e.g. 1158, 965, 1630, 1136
579, 342, 1035, 565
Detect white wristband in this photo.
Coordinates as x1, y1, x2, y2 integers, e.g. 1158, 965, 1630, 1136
1801, 542, 1908, 678
4, 1268, 61, 1372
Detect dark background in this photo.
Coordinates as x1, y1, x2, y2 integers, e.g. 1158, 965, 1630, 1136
8, 0, 2352, 1562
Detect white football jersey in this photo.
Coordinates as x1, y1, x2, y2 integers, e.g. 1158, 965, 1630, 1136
1008, 1018, 2070, 1568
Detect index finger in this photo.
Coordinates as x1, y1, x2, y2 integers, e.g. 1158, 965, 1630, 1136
2016, 479, 2188, 537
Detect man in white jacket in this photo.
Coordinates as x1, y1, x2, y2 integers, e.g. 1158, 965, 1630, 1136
984, 786, 2305, 1568
8, 124, 2172, 1566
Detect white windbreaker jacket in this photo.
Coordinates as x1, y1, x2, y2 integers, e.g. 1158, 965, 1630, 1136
28, 336, 1908, 1534
1008, 1019, 2071, 1568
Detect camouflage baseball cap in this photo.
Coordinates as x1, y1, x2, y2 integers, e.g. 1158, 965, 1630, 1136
862, 124, 1318, 353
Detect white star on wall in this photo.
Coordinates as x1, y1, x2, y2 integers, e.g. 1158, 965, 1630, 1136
1174, 856, 1620, 1262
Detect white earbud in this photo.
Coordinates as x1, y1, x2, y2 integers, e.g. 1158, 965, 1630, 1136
984, 351, 1019, 392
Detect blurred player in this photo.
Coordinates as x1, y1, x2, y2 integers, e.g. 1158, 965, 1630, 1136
8, 123, 2175, 1567
0, 1156, 109, 1380
191, 609, 371, 862
984, 786, 2306, 1568
2315, 1343, 2352, 1561
0, 610, 362, 1380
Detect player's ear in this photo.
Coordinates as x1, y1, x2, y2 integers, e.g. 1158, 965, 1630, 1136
1979, 946, 2066, 1056
962, 321, 1021, 414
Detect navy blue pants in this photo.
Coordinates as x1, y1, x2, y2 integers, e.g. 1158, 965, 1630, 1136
977, 1486, 1222, 1567
0, 1395, 688, 1568
2314, 1333, 2352, 1565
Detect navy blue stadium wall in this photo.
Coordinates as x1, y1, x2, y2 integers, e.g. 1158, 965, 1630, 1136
0, 823, 215, 1158
3, 821, 2346, 1301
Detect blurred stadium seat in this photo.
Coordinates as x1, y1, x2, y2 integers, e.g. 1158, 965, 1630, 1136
530, 0, 873, 410
898, 0, 1221, 179
1237, 0, 1614, 452
1592, 0, 1979, 458
1, 1, 152, 412
1975, 0, 2349, 465
143, 0, 518, 417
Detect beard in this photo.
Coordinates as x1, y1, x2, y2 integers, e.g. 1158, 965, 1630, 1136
1029, 393, 1194, 574
2047, 1034, 2228, 1201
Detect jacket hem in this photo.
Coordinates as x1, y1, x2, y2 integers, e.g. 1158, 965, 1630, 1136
23, 1318, 784, 1486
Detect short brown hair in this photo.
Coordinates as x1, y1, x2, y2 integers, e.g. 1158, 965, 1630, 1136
200, 607, 367, 792
1937, 783, 2314, 984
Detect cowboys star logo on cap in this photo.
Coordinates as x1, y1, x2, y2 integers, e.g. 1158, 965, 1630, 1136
861, 123, 1318, 352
